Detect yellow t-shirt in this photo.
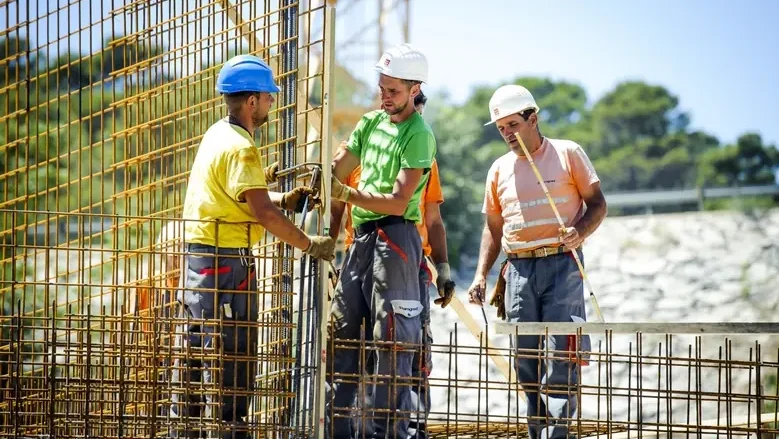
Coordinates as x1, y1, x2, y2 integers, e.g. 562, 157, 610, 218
182, 118, 268, 248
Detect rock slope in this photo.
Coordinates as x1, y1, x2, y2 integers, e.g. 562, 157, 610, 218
430, 208, 779, 432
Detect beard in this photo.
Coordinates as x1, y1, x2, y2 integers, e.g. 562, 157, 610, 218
252, 112, 269, 127
383, 101, 408, 115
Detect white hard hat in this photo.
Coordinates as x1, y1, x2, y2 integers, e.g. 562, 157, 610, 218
484, 84, 540, 126
374, 43, 428, 83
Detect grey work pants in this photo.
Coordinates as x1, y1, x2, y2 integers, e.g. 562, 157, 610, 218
169, 244, 258, 439
354, 256, 433, 438
408, 257, 433, 434
326, 219, 424, 439
504, 249, 591, 439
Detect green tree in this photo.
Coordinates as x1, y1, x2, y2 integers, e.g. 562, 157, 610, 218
699, 133, 779, 186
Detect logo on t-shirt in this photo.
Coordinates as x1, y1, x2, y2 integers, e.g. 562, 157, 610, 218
384, 58, 391, 66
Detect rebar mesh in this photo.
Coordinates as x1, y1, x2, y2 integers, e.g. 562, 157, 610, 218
0, 0, 329, 437
2, 1, 779, 438
327, 326, 779, 438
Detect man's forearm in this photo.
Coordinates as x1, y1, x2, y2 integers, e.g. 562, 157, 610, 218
346, 189, 409, 217
268, 191, 284, 208
330, 200, 346, 240
475, 226, 501, 278
252, 205, 310, 250
244, 189, 310, 250
573, 199, 607, 240
427, 222, 448, 265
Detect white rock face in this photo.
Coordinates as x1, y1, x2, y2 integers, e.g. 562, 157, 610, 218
434, 208, 779, 432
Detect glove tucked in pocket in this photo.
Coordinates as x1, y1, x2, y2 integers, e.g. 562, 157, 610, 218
489, 259, 509, 320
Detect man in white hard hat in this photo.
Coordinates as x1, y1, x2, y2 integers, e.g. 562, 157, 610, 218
337, 90, 450, 438
326, 43, 444, 439
468, 84, 607, 439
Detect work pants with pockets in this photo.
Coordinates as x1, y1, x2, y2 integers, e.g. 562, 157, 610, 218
409, 256, 434, 434
326, 217, 424, 439
169, 244, 258, 439
355, 256, 433, 438
504, 248, 591, 439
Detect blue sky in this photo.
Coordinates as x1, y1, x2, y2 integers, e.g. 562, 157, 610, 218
338, 0, 779, 147
3, 1, 776, 147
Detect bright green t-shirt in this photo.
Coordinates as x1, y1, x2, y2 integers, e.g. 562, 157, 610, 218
346, 110, 436, 227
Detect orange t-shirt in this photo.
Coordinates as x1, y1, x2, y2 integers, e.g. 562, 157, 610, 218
482, 138, 599, 254
343, 160, 444, 256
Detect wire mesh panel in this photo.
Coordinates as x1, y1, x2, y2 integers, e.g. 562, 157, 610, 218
323, 323, 779, 438
0, 0, 330, 438
4, 1, 778, 438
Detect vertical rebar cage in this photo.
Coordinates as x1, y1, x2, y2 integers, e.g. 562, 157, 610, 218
0, 0, 329, 437
4, 1, 779, 438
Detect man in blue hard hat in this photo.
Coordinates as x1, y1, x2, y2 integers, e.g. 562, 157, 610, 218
170, 54, 335, 439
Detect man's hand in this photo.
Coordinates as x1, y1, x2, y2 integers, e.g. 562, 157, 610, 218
560, 226, 584, 250
264, 161, 279, 183
280, 187, 320, 213
467, 275, 487, 306
303, 235, 336, 261
433, 262, 455, 308
331, 175, 351, 202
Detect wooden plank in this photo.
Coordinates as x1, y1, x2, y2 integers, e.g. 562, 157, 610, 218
591, 411, 778, 438
494, 321, 779, 335
448, 296, 519, 388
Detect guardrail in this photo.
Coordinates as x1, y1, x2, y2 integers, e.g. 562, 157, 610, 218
604, 184, 779, 209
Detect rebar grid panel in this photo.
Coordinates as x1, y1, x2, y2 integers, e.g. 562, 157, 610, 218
0, 0, 330, 438
327, 325, 779, 438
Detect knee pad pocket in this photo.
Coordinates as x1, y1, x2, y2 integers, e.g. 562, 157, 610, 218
389, 299, 423, 347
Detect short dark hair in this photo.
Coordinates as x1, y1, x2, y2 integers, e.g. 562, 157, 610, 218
519, 108, 535, 121
414, 89, 427, 107
224, 91, 261, 114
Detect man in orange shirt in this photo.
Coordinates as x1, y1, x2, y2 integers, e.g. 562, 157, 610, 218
335, 90, 453, 436
468, 84, 607, 439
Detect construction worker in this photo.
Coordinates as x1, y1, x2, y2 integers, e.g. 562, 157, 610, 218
171, 54, 335, 439
326, 43, 443, 439
138, 156, 314, 321
337, 90, 453, 438
467, 84, 607, 439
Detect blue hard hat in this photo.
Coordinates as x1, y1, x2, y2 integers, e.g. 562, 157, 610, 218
216, 54, 281, 94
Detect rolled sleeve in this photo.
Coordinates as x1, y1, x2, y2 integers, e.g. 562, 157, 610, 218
346, 115, 368, 158
568, 143, 600, 194
481, 162, 501, 215
225, 146, 268, 202
424, 160, 444, 204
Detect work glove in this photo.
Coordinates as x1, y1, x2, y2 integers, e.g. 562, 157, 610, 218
488, 260, 509, 320
433, 262, 455, 308
303, 235, 336, 261
330, 175, 351, 202
264, 161, 279, 183
280, 187, 320, 213
327, 267, 340, 300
